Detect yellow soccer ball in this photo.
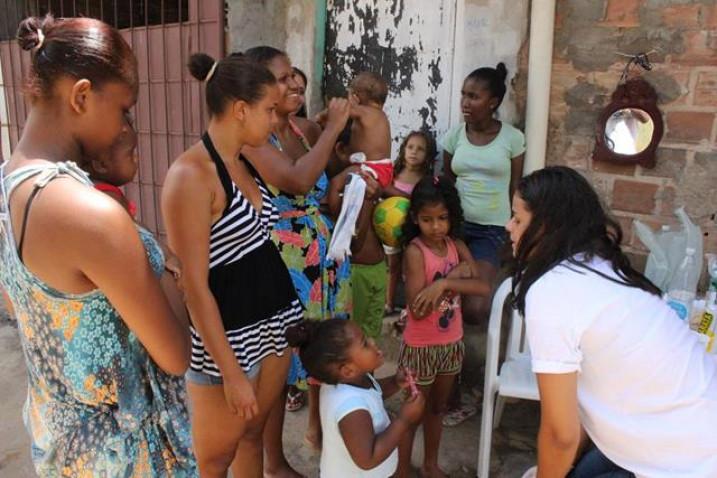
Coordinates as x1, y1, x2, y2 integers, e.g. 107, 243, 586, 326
373, 196, 410, 247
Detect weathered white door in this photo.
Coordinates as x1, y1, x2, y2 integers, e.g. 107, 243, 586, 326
323, 0, 529, 162
324, 0, 459, 157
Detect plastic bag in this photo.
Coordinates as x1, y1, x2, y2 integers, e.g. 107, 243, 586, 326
327, 173, 366, 263
707, 253, 717, 289
634, 207, 703, 292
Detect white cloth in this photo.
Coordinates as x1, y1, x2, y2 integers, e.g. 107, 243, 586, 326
525, 256, 717, 478
319, 375, 398, 477
327, 173, 366, 263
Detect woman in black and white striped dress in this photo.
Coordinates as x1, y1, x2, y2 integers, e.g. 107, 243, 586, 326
162, 52, 302, 477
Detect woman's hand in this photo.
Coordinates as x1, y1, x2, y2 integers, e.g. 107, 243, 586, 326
325, 97, 351, 134
361, 173, 382, 201
163, 248, 184, 291
412, 279, 447, 316
223, 373, 259, 420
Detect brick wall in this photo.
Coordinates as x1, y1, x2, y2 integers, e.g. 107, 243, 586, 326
516, 0, 717, 273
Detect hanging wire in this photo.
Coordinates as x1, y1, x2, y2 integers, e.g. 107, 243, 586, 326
615, 48, 661, 84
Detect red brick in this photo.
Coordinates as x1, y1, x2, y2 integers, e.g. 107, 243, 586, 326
665, 111, 715, 143
662, 5, 701, 28
592, 158, 637, 176
656, 186, 677, 216
694, 71, 717, 107
674, 31, 717, 66
602, 0, 643, 27
614, 214, 635, 245
703, 224, 717, 255
612, 179, 658, 214
702, 5, 717, 29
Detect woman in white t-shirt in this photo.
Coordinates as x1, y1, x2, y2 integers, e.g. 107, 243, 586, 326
506, 166, 717, 478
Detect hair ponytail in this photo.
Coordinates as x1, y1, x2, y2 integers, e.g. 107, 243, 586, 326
284, 319, 353, 385
465, 62, 509, 111
188, 52, 276, 116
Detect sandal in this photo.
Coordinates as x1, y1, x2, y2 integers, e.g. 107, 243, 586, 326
442, 403, 477, 427
392, 309, 408, 336
285, 389, 305, 412
384, 304, 398, 316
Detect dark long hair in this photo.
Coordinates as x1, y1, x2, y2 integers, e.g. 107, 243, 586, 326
401, 176, 464, 245
394, 130, 436, 177
509, 166, 661, 315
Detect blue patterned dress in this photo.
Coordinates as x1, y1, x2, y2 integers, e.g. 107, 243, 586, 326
0, 162, 196, 477
268, 124, 352, 386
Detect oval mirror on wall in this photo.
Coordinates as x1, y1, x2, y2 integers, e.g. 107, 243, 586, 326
593, 77, 663, 168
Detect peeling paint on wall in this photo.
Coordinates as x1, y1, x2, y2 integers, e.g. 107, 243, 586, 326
323, 0, 528, 159
324, 0, 457, 156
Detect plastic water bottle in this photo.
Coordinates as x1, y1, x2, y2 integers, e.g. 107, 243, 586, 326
666, 247, 697, 322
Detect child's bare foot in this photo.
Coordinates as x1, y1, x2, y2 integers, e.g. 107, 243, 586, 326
264, 461, 306, 478
419, 464, 449, 478
303, 427, 322, 453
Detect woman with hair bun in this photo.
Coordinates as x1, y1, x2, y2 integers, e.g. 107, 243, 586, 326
162, 52, 303, 477
442, 63, 526, 323
440, 62, 526, 427
1, 14, 195, 476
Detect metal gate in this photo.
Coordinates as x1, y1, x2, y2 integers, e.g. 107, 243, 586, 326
0, 0, 225, 236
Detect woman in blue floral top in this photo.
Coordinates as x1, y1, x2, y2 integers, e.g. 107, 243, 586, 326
0, 15, 195, 477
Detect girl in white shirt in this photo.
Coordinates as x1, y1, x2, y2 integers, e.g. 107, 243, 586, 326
286, 319, 425, 477
506, 166, 717, 478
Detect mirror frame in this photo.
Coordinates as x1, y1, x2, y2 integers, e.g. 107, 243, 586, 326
593, 77, 664, 169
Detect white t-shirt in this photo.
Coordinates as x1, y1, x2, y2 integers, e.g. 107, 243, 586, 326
525, 256, 717, 478
319, 375, 398, 477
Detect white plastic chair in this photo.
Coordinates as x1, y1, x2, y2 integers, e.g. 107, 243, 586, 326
477, 278, 539, 477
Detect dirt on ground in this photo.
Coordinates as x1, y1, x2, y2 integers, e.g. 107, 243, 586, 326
0, 310, 538, 477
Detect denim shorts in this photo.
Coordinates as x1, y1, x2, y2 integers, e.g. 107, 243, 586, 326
185, 361, 262, 386
463, 221, 507, 267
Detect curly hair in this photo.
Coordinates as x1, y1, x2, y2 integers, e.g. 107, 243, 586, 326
394, 130, 436, 177
401, 175, 464, 245
285, 319, 353, 385
508, 166, 661, 316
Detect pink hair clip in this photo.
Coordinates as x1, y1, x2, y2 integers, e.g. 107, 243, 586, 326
433, 176, 440, 186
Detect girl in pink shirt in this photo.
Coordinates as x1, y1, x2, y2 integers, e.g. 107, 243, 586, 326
396, 176, 489, 478
383, 131, 437, 314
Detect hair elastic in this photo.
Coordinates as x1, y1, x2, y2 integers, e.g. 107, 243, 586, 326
34, 29, 45, 52
205, 61, 218, 83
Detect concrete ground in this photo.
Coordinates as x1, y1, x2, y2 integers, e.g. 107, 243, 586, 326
0, 310, 538, 477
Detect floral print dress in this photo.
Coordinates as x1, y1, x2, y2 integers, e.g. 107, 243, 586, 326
268, 121, 352, 385
0, 162, 196, 477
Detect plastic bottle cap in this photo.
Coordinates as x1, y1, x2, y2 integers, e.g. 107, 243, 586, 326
661, 225, 670, 231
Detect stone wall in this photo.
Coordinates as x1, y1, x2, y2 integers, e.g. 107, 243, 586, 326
226, 0, 323, 114
517, 0, 717, 272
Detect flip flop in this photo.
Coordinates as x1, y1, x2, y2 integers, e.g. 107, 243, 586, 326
285, 389, 305, 412
442, 403, 477, 427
